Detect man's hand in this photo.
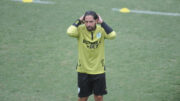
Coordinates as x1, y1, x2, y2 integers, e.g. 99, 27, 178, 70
97, 15, 103, 24
79, 15, 84, 22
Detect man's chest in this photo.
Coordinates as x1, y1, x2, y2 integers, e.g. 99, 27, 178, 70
79, 31, 104, 49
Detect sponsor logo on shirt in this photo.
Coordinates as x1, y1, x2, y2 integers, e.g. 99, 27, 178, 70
83, 39, 101, 49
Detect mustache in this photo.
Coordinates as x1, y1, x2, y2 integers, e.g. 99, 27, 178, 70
87, 26, 92, 28
86, 25, 96, 31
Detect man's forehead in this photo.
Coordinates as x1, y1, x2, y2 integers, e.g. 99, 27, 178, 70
84, 15, 95, 21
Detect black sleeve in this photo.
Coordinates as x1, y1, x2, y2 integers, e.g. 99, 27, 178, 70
72, 19, 82, 27
101, 22, 113, 34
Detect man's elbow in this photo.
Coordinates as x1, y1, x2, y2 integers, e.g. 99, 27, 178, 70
67, 29, 73, 37
67, 25, 78, 37
108, 31, 116, 39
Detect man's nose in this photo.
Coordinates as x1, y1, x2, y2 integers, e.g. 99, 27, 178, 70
87, 22, 91, 26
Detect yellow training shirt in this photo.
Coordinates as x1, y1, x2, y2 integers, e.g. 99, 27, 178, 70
67, 24, 116, 74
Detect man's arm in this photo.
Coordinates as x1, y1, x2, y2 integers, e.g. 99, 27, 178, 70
67, 16, 83, 38
98, 15, 116, 39
101, 22, 116, 39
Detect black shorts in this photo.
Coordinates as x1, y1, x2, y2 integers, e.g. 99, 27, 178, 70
78, 72, 107, 97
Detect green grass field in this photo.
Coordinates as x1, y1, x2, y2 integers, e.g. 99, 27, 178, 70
0, 0, 180, 101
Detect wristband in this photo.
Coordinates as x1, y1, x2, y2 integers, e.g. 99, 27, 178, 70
101, 22, 113, 34
72, 19, 82, 27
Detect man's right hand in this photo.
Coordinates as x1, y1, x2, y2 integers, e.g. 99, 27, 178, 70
79, 15, 84, 22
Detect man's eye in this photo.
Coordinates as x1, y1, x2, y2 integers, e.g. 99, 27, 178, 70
85, 21, 94, 23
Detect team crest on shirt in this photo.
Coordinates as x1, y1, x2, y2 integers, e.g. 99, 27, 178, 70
96, 32, 101, 39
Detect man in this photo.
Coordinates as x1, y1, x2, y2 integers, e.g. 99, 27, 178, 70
67, 11, 116, 101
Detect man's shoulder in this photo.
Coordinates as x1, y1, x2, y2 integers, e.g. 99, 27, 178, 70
78, 24, 86, 29
96, 24, 102, 29
96, 24, 105, 31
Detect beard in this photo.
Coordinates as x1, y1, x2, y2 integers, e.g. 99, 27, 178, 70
86, 26, 96, 31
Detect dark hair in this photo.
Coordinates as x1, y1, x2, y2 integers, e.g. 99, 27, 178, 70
83, 11, 99, 20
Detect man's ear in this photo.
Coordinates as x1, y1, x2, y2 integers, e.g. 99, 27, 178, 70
95, 19, 98, 24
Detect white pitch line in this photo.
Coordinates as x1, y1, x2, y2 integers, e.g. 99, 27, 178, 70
112, 8, 180, 17
12, 0, 55, 4
131, 10, 180, 16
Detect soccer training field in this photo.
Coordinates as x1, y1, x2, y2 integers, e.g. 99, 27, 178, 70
0, 0, 180, 101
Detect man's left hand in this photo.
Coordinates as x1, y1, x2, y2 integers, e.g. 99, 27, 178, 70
97, 15, 103, 24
